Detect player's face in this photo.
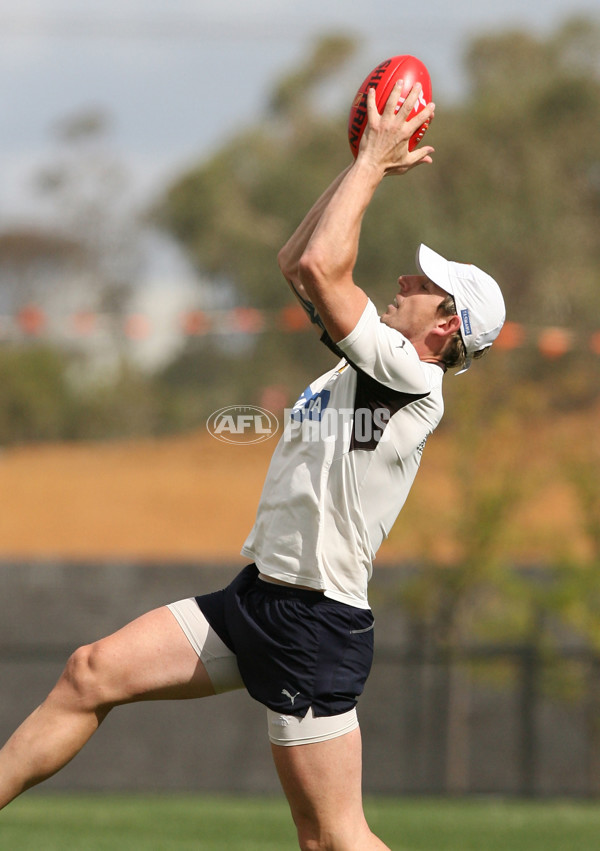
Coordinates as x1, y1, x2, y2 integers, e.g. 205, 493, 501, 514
380, 275, 447, 342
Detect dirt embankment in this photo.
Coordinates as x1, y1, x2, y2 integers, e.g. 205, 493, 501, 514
0, 414, 595, 567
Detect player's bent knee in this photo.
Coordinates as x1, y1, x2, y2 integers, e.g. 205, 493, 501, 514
59, 642, 119, 710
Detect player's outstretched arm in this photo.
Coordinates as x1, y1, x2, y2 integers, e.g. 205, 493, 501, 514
278, 165, 352, 331
298, 82, 434, 343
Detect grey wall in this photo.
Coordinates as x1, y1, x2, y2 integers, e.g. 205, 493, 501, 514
0, 562, 596, 797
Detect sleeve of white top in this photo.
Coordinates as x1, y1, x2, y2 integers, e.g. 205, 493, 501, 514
336, 299, 437, 395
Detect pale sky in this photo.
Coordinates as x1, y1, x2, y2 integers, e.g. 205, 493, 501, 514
1, 0, 598, 221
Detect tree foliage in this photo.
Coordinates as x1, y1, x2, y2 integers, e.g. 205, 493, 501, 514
35, 106, 141, 317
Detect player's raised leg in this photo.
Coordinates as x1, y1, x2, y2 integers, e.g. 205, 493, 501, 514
271, 726, 390, 851
0, 605, 215, 810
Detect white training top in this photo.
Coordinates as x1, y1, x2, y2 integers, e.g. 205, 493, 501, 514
241, 299, 445, 609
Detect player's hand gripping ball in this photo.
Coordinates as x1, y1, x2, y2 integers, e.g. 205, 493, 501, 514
348, 55, 432, 158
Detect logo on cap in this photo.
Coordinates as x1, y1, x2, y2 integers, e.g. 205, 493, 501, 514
461, 308, 472, 336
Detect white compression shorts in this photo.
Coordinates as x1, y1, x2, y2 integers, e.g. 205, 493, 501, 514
166, 597, 359, 747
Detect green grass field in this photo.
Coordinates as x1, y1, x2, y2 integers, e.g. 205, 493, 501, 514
1, 794, 600, 850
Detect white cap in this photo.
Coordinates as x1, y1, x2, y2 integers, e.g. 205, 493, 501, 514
416, 244, 506, 364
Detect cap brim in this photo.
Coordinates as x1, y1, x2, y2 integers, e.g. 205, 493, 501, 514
415, 244, 454, 296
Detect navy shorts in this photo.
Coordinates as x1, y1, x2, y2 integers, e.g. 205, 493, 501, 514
195, 564, 375, 718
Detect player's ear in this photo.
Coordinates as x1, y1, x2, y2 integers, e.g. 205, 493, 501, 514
432, 313, 460, 339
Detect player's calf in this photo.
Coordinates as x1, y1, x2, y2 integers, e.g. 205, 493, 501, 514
0, 642, 121, 809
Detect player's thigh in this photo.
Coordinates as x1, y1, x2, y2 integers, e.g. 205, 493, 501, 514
271, 726, 366, 832
80, 605, 217, 704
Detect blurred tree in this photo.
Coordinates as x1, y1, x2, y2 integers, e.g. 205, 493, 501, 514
35, 106, 142, 323
153, 35, 355, 312
0, 343, 167, 445
423, 17, 600, 330
0, 229, 86, 317
0, 107, 156, 444
0, 346, 76, 443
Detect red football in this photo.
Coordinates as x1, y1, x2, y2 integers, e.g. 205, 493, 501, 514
348, 55, 432, 158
